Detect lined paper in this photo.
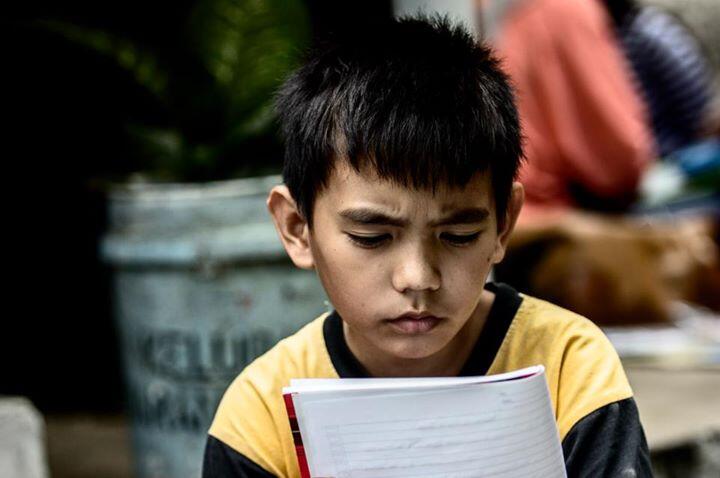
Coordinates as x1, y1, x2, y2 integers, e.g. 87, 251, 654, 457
289, 368, 565, 478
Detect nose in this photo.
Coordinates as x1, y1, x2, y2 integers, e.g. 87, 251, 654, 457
391, 241, 441, 294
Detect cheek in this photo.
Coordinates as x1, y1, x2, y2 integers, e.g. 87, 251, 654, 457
467, 238, 498, 269
322, 245, 378, 289
313, 240, 380, 310
440, 250, 493, 290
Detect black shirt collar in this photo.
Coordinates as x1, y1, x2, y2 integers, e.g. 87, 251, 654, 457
322, 282, 523, 378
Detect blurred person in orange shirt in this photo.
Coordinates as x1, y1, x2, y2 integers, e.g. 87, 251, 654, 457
475, 1, 720, 326
476, 0, 656, 224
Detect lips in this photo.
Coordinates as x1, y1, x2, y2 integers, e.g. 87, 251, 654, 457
387, 312, 441, 334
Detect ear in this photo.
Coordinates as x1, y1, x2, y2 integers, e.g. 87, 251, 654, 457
491, 182, 525, 264
267, 185, 315, 270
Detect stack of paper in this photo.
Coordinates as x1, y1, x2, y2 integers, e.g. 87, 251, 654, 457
282, 365, 565, 478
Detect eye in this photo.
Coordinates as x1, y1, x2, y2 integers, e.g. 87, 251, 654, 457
440, 232, 481, 246
346, 233, 391, 249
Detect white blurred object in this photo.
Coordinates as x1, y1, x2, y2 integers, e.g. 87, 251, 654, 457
672, 301, 720, 343
393, 0, 477, 36
0, 397, 49, 478
604, 301, 720, 365
639, 160, 687, 206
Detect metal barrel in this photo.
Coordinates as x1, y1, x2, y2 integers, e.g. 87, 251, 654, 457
101, 176, 328, 478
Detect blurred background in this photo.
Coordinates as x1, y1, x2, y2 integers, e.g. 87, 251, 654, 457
1, 0, 718, 477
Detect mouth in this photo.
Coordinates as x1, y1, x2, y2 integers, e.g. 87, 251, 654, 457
386, 312, 442, 334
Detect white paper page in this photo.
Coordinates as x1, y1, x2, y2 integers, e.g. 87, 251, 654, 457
293, 371, 565, 478
285, 365, 543, 394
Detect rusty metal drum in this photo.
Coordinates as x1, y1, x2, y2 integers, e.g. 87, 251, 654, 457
101, 176, 328, 478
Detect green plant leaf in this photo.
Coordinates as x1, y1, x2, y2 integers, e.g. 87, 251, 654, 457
188, 0, 310, 139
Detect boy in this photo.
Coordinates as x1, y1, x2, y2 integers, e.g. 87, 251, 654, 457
203, 16, 652, 477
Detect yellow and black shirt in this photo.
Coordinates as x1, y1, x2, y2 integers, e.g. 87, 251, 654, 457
204, 283, 652, 477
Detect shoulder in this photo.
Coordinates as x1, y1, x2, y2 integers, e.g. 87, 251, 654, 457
542, 0, 607, 22
513, 0, 608, 29
234, 312, 336, 386
507, 293, 614, 357
222, 312, 332, 407
207, 312, 334, 476
499, 0, 615, 72
491, 293, 633, 438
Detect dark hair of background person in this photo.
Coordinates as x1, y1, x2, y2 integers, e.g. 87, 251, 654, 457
603, 0, 639, 25
276, 15, 523, 229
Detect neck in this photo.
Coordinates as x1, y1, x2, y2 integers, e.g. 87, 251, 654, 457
344, 290, 495, 377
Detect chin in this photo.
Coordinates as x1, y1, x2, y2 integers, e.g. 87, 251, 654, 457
385, 337, 446, 361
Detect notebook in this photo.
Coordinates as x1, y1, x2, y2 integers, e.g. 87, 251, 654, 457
282, 365, 566, 478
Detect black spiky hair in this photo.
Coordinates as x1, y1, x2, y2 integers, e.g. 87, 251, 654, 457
275, 14, 523, 227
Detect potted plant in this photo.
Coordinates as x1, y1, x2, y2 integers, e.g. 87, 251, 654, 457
41, 1, 329, 476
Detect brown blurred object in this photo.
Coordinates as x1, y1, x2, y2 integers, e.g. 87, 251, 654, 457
45, 415, 132, 478
496, 212, 720, 325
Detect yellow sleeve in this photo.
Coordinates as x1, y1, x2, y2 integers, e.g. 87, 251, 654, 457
208, 362, 290, 477
206, 315, 333, 478
554, 317, 633, 439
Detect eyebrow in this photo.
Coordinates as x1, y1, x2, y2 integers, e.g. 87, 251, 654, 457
338, 207, 490, 227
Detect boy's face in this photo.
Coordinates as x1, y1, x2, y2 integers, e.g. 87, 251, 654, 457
268, 161, 523, 367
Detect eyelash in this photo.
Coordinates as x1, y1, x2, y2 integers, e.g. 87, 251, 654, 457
346, 232, 481, 249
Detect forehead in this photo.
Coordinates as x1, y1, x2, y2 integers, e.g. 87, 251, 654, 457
316, 161, 494, 216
